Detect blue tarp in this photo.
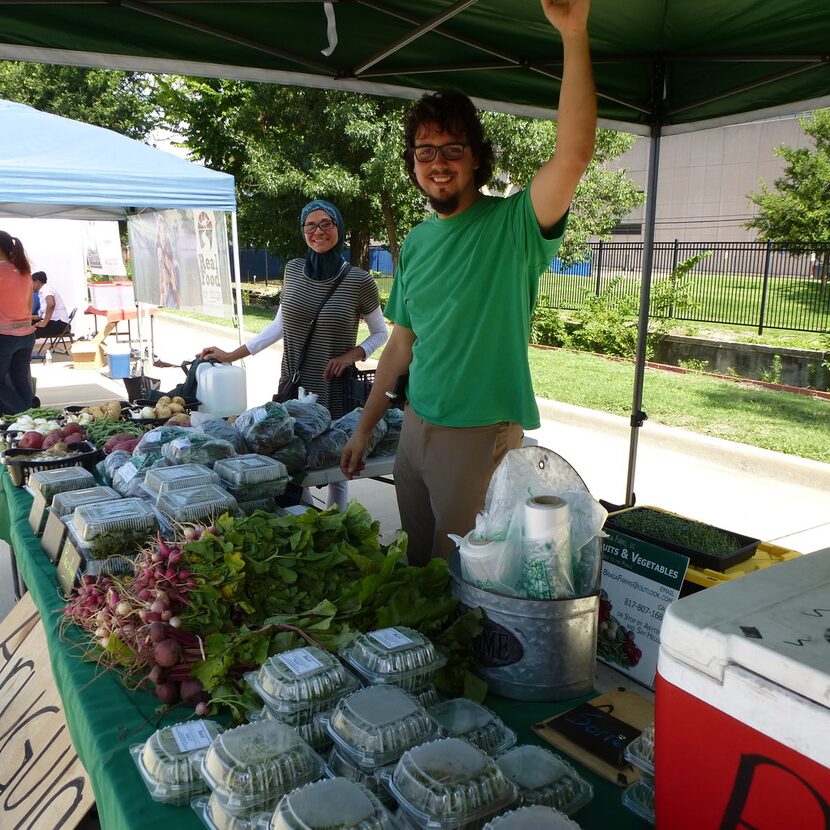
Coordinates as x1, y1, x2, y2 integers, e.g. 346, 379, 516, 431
0, 99, 236, 219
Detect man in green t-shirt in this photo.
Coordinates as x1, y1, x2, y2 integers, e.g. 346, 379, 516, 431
341, 0, 596, 566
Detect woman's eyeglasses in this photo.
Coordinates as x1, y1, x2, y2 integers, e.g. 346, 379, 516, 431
302, 219, 335, 235
412, 142, 469, 163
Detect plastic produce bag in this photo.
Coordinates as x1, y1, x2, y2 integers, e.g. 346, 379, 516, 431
96, 449, 132, 485
467, 446, 607, 599
270, 434, 307, 475
160, 433, 236, 467
234, 401, 294, 454
333, 408, 387, 454
284, 398, 331, 443
305, 427, 348, 470
190, 411, 250, 453
134, 425, 194, 456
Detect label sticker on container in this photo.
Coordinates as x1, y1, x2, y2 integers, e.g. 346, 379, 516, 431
369, 628, 413, 650
170, 721, 215, 753
277, 648, 324, 675
118, 463, 138, 484
170, 437, 192, 451
252, 407, 268, 425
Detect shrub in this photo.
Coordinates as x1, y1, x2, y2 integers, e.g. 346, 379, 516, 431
531, 297, 570, 346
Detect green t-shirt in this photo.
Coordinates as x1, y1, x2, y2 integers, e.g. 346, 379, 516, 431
385, 188, 567, 429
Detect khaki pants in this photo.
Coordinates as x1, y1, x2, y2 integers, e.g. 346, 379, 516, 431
393, 407, 523, 566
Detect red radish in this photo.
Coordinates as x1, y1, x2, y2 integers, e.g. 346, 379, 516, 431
148, 621, 168, 643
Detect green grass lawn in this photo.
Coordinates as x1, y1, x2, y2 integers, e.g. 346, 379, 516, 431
529, 347, 830, 463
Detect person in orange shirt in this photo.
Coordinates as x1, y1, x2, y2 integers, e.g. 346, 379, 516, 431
0, 230, 36, 414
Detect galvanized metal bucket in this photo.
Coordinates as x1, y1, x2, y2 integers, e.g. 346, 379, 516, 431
450, 550, 598, 701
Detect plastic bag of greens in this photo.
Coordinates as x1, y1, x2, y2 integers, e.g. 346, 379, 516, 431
370, 408, 403, 457
283, 398, 331, 443
270, 434, 307, 475
333, 409, 387, 454
97, 450, 131, 485
234, 402, 294, 454
190, 411, 250, 453
305, 428, 348, 470
113, 458, 169, 499
160, 433, 236, 467
134, 425, 194, 456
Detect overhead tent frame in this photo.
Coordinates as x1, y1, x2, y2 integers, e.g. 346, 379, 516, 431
0, 98, 245, 371
2, 0, 828, 503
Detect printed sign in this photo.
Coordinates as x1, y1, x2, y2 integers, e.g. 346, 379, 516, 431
598, 529, 689, 687
0, 595, 94, 829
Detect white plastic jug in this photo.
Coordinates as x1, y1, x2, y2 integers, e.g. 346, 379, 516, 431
195, 362, 247, 417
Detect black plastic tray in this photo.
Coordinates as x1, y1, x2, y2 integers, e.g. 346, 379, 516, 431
604, 507, 760, 572
2, 441, 102, 487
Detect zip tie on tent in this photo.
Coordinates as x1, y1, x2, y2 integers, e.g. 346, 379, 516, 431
321, 2, 338, 56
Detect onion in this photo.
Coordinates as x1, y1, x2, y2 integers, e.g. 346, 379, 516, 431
115, 600, 131, 617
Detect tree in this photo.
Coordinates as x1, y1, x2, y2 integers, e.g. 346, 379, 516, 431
0, 62, 160, 140
747, 109, 830, 290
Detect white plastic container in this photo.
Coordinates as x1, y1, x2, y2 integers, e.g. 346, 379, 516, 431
196, 363, 248, 417
655, 550, 830, 829
144, 463, 220, 496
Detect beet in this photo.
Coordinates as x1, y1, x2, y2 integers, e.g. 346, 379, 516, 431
148, 664, 166, 685
153, 638, 182, 668
154, 681, 179, 705
148, 621, 168, 643
180, 677, 206, 706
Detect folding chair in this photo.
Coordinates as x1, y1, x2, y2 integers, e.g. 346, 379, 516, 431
35, 307, 77, 355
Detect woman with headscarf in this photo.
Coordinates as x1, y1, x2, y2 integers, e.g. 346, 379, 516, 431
200, 200, 388, 507
0, 230, 36, 415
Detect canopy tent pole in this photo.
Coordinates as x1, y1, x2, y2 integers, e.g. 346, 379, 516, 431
230, 211, 245, 347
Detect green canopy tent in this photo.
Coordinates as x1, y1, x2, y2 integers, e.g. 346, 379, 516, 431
3, 0, 828, 501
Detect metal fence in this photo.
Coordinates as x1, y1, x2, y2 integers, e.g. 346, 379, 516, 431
538, 241, 830, 334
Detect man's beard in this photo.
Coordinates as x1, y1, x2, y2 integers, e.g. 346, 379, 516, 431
427, 191, 459, 216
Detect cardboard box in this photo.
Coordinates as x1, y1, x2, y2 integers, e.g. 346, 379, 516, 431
655, 551, 830, 829
71, 340, 105, 369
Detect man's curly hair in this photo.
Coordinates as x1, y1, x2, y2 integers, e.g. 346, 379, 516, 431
402, 91, 494, 190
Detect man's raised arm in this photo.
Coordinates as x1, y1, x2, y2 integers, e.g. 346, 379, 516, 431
530, 0, 596, 231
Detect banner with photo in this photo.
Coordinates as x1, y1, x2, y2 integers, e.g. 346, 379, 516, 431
127, 209, 233, 315
84, 221, 127, 276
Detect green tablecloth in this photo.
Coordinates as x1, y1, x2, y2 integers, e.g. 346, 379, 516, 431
1, 467, 644, 830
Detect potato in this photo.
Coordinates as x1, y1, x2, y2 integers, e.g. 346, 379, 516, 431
168, 402, 184, 414
171, 396, 186, 406
157, 396, 171, 406
106, 400, 123, 420
18, 431, 44, 450
155, 405, 172, 419
42, 430, 66, 449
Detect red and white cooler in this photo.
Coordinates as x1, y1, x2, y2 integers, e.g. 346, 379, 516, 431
655, 549, 830, 830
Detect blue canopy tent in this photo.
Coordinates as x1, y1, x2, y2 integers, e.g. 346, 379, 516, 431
0, 98, 243, 356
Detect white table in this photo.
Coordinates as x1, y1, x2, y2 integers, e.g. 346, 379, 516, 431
296, 454, 395, 487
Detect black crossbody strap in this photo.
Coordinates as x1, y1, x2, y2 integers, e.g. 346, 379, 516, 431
285, 262, 350, 383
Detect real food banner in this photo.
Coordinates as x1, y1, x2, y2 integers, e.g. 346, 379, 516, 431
128, 209, 232, 315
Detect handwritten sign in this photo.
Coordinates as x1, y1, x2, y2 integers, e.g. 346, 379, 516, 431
0, 595, 94, 829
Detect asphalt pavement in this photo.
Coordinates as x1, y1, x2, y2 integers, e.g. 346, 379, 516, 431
3, 312, 829, 623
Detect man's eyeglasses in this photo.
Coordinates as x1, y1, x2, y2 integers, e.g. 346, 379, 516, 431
302, 219, 335, 235
412, 142, 469, 163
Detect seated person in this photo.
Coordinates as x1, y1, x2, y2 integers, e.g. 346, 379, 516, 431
32, 271, 71, 338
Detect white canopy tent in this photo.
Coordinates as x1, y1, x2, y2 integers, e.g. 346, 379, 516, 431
0, 98, 242, 358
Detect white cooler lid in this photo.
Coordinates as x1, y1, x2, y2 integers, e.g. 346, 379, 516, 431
660, 550, 830, 709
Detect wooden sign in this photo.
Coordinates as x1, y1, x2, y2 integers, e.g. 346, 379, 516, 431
0, 594, 94, 829
56, 537, 82, 597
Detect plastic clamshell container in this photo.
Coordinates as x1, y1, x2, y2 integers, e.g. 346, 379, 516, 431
388, 737, 518, 829
238, 498, 279, 516
265, 777, 401, 830
414, 685, 442, 709
192, 791, 262, 830
131, 719, 223, 805
144, 463, 220, 495
340, 627, 447, 692
254, 708, 332, 754
28, 466, 95, 502
325, 748, 395, 806
245, 647, 361, 725
495, 746, 592, 815
324, 685, 440, 770
622, 778, 655, 825
155, 484, 238, 523
427, 699, 516, 757
482, 805, 583, 829
50, 485, 121, 518
624, 723, 654, 777
214, 454, 289, 487
73, 497, 157, 541
197, 720, 325, 817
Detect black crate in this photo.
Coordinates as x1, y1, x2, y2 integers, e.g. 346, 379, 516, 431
342, 368, 375, 412
2, 441, 103, 487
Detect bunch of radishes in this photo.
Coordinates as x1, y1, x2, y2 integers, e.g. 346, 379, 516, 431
64, 533, 210, 712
